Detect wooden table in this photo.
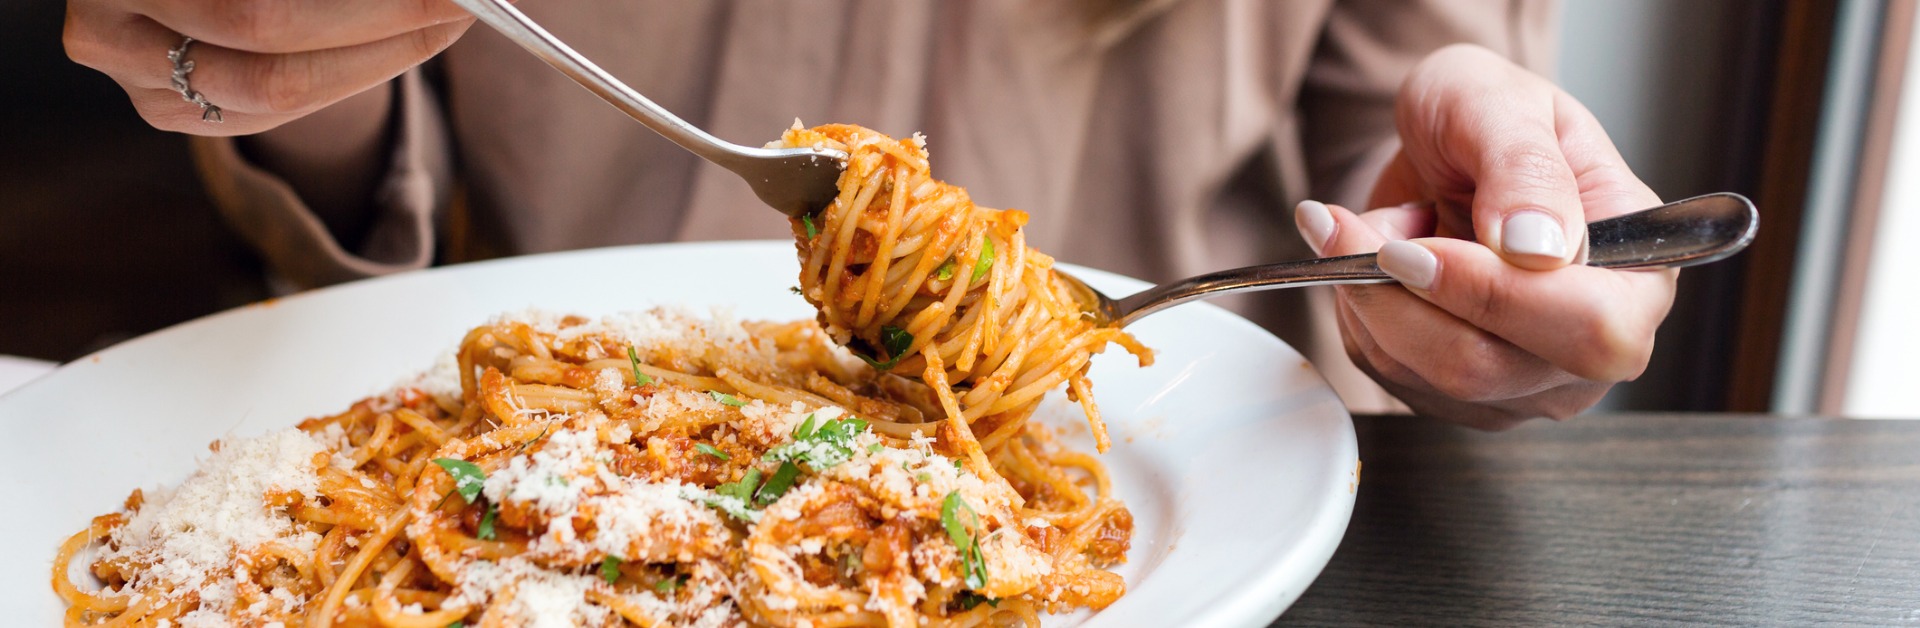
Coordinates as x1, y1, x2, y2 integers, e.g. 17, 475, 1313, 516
1277, 413, 1920, 626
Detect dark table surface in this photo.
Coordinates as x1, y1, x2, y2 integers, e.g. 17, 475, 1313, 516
1276, 413, 1920, 626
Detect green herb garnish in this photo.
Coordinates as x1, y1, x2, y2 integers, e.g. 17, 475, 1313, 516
448, 622, 466, 628
627, 346, 653, 385
936, 260, 956, 281
971, 236, 995, 282
755, 461, 801, 505
716, 468, 763, 501
432, 458, 487, 504
766, 416, 871, 469
477, 501, 499, 540
802, 214, 818, 239
854, 325, 915, 371
867, 443, 885, 454
600, 555, 622, 584
789, 286, 804, 295
709, 391, 747, 407
704, 468, 766, 521
941, 491, 988, 589
695, 443, 731, 460
954, 591, 999, 610
654, 576, 684, 593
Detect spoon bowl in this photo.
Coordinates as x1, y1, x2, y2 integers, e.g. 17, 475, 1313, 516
1061, 193, 1759, 327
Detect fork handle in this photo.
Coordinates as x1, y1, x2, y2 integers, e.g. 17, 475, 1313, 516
451, 0, 745, 164
1109, 255, 1390, 326
1108, 193, 1757, 326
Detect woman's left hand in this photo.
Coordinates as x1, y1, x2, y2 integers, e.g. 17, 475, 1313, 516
1294, 44, 1678, 429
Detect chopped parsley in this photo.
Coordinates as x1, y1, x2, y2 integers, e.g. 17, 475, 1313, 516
716, 468, 763, 502
431, 458, 486, 504
709, 391, 747, 407
971, 236, 995, 282
936, 260, 956, 281
477, 501, 499, 541
954, 590, 999, 610
756, 462, 801, 505
916, 472, 932, 483
695, 414, 869, 520
941, 491, 989, 589
695, 443, 730, 461
767, 415, 871, 469
448, 623, 465, 628
789, 286, 804, 295
627, 346, 653, 385
867, 443, 885, 454
802, 214, 818, 239
704, 468, 764, 522
600, 555, 622, 584
855, 325, 915, 371
654, 576, 685, 593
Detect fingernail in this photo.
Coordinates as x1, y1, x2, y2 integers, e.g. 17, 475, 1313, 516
1502, 210, 1568, 259
1295, 200, 1335, 255
1378, 240, 1438, 290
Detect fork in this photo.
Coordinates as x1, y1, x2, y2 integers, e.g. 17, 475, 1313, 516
1059, 193, 1759, 327
451, 0, 1759, 332
451, 0, 846, 217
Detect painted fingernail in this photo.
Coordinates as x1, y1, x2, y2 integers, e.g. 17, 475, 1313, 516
1295, 200, 1335, 255
1502, 210, 1568, 259
1378, 240, 1438, 290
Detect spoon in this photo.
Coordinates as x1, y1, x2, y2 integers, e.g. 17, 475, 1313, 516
1060, 193, 1759, 327
451, 0, 845, 216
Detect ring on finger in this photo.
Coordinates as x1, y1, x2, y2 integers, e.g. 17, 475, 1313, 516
166, 36, 223, 123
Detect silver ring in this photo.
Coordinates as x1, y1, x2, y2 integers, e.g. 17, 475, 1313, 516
166, 36, 223, 123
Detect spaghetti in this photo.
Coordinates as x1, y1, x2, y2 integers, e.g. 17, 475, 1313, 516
783, 124, 1153, 455
54, 308, 1136, 627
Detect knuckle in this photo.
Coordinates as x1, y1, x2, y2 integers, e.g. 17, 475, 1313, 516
1569, 315, 1655, 382
409, 23, 452, 59
1489, 143, 1570, 188
1420, 334, 1510, 402
253, 55, 317, 114
1450, 265, 1507, 325
210, 0, 291, 51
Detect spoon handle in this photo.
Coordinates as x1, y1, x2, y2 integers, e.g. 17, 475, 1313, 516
1109, 193, 1757, 326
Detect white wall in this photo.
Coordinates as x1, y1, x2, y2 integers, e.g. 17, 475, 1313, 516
1844, 5, 1920, 418
1553, 0, 1746, 411
1555, 0, 1742, 209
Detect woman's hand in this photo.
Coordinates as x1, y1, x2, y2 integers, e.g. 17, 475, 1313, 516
63, 0, 474, 136
1294, 44, 1677, 429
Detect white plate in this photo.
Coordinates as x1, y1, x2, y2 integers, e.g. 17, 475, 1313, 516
0, 241, 1357, 626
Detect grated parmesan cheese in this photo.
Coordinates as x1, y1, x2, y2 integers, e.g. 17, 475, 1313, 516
104, 429, 327, 624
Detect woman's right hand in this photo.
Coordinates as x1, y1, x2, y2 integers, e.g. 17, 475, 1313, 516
64, 0, 475, 136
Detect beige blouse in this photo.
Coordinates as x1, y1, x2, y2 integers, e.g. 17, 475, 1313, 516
192, 0, 1559, 412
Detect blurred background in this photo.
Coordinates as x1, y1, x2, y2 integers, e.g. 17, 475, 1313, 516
3, 0, 1914, 417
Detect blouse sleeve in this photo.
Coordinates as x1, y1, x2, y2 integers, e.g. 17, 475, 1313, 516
1300, 0, 1561, 209
189, 69, 454, 289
